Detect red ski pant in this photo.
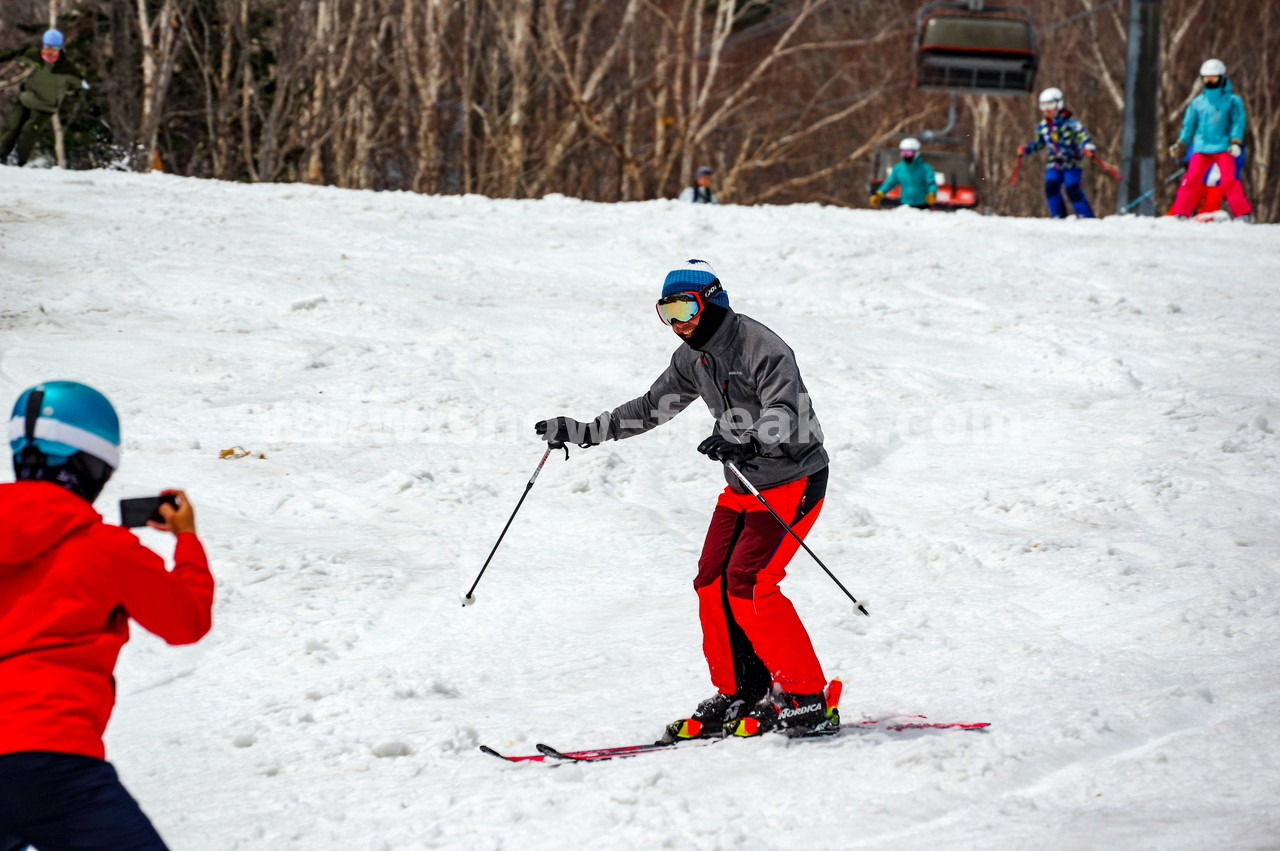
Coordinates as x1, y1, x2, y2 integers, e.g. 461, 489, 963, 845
1170, 151, 1252, 218
694, 468, 827, 697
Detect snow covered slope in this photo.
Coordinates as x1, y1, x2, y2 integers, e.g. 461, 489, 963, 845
2, 168, 1278, 850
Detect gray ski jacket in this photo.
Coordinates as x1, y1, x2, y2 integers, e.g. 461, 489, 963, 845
606, 309, 828, 492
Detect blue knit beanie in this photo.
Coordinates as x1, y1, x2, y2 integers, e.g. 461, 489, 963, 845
661, 259, 729, 308
42, 29, 64, 48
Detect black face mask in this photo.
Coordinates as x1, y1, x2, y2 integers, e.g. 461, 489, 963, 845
682, 302, 729, 351
1204, 77, 1224, 89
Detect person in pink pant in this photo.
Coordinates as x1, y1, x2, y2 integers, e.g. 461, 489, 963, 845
1168, 58, 1252, 221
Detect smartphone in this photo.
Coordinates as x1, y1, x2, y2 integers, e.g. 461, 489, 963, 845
120, 494, 179, 528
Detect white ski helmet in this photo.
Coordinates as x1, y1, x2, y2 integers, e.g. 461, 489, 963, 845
899, 137, 921, 152
1039, 87, 1064, 111
1199, 58, 1226, 77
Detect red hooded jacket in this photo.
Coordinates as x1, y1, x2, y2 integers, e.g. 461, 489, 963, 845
0, 481, 214, 760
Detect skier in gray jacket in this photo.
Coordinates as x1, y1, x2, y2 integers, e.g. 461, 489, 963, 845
537, 259, 836, 741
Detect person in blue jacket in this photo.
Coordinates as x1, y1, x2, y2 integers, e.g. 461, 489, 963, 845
1017, 87, 1099, 218
1168, 59, 1252, 221
869, 138, 935, 209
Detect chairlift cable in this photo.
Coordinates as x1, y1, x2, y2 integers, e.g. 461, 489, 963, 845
1035, 0, 1124, 37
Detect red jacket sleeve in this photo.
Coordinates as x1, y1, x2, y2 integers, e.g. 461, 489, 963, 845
108, 530, 214, 645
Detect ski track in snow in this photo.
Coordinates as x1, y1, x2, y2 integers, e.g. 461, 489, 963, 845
2, 169, 1278, 850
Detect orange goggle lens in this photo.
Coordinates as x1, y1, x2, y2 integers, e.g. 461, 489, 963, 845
655, 292, 702, 325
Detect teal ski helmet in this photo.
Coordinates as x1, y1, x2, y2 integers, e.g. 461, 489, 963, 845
9, 381, 120, 502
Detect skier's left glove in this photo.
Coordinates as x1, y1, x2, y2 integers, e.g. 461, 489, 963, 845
1229, 139, 1242, 158
869, 191, 884, 209
536, 412, 611, 448
925, 192, 936, 206
697, 434, 760, 469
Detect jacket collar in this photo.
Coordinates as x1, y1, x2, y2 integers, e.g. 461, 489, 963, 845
684, 305, 739, 355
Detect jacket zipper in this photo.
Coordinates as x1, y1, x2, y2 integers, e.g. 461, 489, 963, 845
702, 352, 733, 421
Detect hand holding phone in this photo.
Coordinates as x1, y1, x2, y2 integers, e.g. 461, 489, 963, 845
119, 490, 196, 536
120, 494, 178, 528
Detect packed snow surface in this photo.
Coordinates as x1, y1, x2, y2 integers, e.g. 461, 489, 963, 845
2, 168, 1278, 850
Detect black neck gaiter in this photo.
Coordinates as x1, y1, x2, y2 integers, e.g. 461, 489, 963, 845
682, 303, 728, 351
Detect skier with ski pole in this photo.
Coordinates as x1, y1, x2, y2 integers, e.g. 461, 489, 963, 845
535, 259, 857, 742
1017, 87, 1102, 218
1167, 58, 1253, 222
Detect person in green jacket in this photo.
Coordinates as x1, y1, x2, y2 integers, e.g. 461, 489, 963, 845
0, 29, 87, 166
869, 138, 937, 210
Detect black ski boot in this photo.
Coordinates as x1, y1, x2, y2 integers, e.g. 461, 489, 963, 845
661, 692, 750, 743
731, 683, 840, 738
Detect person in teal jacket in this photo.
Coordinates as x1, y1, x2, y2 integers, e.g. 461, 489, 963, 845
870, 138, 936, 209
1168, 58, 1252, 220
0, 29, 87, 166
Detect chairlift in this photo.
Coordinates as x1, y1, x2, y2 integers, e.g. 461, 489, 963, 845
869, 136, 979, 211
914, 1, 1038, 95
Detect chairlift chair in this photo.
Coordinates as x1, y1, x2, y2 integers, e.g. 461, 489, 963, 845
914, 1, 1038, 95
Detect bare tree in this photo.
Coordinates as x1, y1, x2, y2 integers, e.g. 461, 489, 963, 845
4, 0, 1274, 220
135, 0, 186, 169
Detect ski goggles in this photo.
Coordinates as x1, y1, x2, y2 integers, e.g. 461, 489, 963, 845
1201, 75, 1222, 86
655, 279, 723, 326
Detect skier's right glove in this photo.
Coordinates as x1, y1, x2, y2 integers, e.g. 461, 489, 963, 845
1016, 145, 1026, 157
1168, 140, 1185, 160
536, 413, 611, 449
1229, 139, 1242, 158
697, 434, 759, 469
869, 191, 884, 209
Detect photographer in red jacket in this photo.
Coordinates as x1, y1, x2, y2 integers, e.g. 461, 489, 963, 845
0, 381, 214, 851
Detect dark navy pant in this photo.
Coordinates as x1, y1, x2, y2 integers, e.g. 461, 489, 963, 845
0, 752, 169, 851
1044, 165, 1095, 218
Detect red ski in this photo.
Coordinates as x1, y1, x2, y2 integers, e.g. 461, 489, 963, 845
480, 715, 989, 764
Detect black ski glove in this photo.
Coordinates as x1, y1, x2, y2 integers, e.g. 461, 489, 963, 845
697, 434, 760, 469
536, 413, 611, 448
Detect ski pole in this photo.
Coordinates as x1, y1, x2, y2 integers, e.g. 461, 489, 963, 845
1088, 152, 1121, 180
461, 446, 561, 606
1120, 168, 1185, 213
1008, 153, 1023, 187
723, 461, 869, 616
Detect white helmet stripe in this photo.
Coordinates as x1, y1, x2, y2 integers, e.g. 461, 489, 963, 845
8, 415, 121, 468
